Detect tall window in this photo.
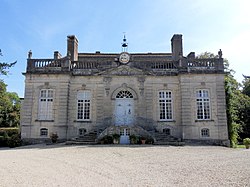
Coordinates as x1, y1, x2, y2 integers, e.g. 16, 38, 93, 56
77, 91, 91, 120
196, 89, 210, 120
39, 89, 54, 120
159, 91, 173, 120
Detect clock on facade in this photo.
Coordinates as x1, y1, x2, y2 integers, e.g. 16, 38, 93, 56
119, 52, 130, 64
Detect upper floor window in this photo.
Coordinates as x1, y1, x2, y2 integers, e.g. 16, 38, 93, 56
196, 89, 210, 120
38, 89, 54, 120
77, 91, 91, 120
159, 91, 173, 120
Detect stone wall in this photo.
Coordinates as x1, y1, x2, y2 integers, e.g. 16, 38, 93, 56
21, 72, 228, 143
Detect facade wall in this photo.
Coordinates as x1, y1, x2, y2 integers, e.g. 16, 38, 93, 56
20, 34, 228, 144
180, 74, 228, 141
21, 72, 228, 142
21, 74, 70, 140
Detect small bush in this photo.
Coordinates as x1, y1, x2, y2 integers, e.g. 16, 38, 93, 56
7, 134, 21, 148
112, 133, 120, 140
0, 128, 19, 137
0, 131, 9, 147
100, 135, 113, 144
243, 138, 250, 145
129, 134, 139, 144
146, 137, 154, 144
50, 133, 58, 143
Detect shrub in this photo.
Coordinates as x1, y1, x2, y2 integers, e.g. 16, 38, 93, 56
145, 137, 154, 144
7, 134, 21, 148
129, 134, 138, 144
112, 133, 120, 140
243, 138, 250, 146
0, 131, 9, 147
100, 135, 113, 144
50, 133, 58, 143
0, 128, 19, 137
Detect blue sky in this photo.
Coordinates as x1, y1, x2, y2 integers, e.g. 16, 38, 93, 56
1, 0, 249, 97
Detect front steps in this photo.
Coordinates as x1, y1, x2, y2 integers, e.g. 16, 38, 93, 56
153, 132, 185, 146
65, 128, 185, 146
66, 132, 98, 145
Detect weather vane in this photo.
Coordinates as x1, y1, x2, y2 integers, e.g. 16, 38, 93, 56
121, 32, 128, 52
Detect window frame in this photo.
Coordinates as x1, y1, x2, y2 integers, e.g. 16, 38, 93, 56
201, 128, 210, 138
196, 89, 211, 120
76, 90, 91, 121
40, 128, 48, 137
38, 89, 54, 120
158, 90, 173, 121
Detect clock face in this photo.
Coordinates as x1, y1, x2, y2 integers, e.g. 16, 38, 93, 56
119, 52, 130, 64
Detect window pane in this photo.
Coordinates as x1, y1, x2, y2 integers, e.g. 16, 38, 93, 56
47, 90, 53, 97
40, 90, 47, 97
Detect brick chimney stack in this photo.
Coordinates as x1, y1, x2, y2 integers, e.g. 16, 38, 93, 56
171, 34, 183, 61
67, 35, 78, 61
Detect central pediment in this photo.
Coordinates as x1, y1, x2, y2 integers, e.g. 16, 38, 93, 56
96, 65, 152, 76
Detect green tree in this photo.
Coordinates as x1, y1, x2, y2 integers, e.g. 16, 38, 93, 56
242, 77, 250, 97
0, 81, 20, 127
0, 49, 16, 76
0, 50, 20, 127
239, 77, 250, 139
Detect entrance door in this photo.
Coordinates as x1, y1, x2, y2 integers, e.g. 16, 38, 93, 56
115, 98, 134, 126
120, 128, 130, 144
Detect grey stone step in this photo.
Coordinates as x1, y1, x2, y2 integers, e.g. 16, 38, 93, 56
154, 141, 185, 146
65, 141, 98, 145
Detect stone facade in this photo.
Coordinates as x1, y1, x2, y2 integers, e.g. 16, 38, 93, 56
21, 34, 229, 145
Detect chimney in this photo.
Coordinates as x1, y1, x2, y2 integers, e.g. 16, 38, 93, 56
54, 51, 62, 59
187, 52, 195, 59
67, 35, 78, 61
171, 34, 183, 60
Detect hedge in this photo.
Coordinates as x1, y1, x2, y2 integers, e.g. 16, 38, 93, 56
0, 128, 19, 137
0, 128, 21, 147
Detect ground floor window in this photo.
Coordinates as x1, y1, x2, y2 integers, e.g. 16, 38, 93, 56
79, 128, 87, 136
77, 91, 91, 120
201, 128, 210, 137
159, 91, 173, 121
163, 128, 171, 135
40, 128, 48, 136
38, 89, 54, 120
196, 89, 210, 120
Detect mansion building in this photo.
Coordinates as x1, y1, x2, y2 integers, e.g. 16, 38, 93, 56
21, 34, 229, 145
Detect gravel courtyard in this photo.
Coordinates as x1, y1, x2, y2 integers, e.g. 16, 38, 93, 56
0, 144, 249, 187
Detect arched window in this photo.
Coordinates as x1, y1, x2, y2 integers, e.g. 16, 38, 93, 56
163, 128, 171, 135
201, 128, 210, 137
116, 90, 133, 98
40, 128, 48, 136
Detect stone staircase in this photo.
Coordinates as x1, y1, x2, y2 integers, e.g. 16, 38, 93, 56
66, 132, 98, 145
153, 132, 185, 146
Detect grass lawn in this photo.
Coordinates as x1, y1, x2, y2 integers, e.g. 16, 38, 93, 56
235, 144, 246, 148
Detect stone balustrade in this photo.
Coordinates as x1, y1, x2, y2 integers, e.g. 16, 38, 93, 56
26, 55, 224, 74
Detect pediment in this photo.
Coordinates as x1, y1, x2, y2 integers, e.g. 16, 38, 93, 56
96, 65, 152, 76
